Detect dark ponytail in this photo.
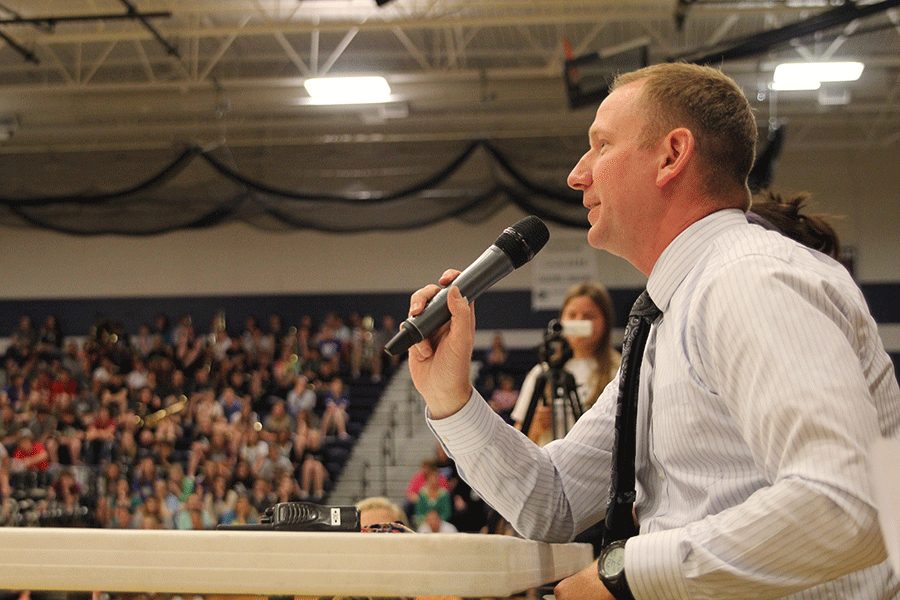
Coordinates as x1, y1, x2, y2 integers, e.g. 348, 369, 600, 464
749, 189, 842, 259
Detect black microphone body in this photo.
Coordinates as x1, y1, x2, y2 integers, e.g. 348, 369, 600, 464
384, 216, 549, 356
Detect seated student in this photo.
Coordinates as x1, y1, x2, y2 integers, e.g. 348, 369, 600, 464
109, 502, 135, 529
46, 402, 84, 466
477, 332, 509, 392
11, 428, 49, 473
413, 464, 452, 529
84, 405, 117, 465
132, 494, 173, 529
175, 493, 215, 530
220, 493, 259, 526
319, 377, 351, 439
356, 495, 409, 528
487, 373, 519, 422
253, 440, 292, 482
417, 508, 458, 534
203, 473, 238, 525
273, 471, 303, 504
403, 458, 450, 522
286, 375, 317, 426
294, 427, 328, 503
248, 476, 276, 516
0, 402, 21, 451
261, 399, 293, 442
2, 373, 30, 410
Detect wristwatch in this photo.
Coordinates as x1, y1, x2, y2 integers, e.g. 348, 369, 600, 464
597, 539, 635, 600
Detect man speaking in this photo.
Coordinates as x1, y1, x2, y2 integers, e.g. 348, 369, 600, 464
403, 62, 900, 599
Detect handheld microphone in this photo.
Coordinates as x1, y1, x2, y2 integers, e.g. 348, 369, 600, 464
384, 215, 550, 356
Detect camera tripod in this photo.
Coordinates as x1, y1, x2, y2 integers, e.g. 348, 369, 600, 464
519, 319, 583, 442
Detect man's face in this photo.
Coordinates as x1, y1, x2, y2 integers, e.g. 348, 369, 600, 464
567, 80, 662, 263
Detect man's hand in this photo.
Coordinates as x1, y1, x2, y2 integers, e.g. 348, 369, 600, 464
554, 559, 615, 600
407, 269, 476, 419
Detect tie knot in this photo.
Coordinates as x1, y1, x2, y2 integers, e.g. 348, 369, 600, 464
630, 289, 661, 321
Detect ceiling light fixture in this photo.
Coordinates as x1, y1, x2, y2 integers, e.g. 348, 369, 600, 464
303, 76, 391, 105
771, 61, 864, 91
770, 78, 821, 91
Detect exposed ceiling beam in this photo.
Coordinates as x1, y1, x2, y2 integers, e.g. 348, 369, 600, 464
0, 7, 172, 64
675, 0, 900, 63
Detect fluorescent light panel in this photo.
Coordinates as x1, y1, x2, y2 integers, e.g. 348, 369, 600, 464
303, 76, 391, 105
770, 79, 821, 91
772, 61, 864, 89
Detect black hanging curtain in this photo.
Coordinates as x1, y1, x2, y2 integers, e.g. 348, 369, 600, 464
0, 140, 588, 236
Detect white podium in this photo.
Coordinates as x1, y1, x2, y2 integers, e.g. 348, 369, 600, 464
0, 528, 593, 597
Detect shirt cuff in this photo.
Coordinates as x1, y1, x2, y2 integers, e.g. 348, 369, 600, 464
626, 529, 692, 600
427, 388, 500, 455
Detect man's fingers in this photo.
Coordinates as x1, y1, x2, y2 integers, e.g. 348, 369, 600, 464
438, 269, 463, 287
409, 284, 442, 317
410, 337, 433, 360
447, 286, 474, 336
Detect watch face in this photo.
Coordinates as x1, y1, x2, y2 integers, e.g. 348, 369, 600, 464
601, 546, 626, 576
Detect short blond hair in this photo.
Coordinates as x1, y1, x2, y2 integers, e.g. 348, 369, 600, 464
613, 62, 757, 209
355, 495, 407, 525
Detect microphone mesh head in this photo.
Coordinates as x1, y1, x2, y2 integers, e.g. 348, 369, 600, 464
495, 216, 550, 269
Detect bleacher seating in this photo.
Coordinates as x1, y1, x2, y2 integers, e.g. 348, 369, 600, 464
0, 310, 397, 530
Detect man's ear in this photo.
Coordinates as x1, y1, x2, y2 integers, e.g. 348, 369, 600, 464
656, 127, 695, 188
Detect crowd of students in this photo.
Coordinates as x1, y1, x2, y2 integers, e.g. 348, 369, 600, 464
0, 309, 401, 529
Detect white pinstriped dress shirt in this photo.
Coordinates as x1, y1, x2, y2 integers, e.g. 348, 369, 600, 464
429, 209, 900, 599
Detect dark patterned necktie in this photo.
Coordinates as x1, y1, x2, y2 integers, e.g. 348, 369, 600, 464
601, 289, 661, 547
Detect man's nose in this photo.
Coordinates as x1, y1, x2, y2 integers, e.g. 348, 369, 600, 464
567, 155, 590, 190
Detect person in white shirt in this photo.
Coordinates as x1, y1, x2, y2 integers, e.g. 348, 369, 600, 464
511, 281, 621, 446
404, 62, 900, 600
417, 508, 459, 534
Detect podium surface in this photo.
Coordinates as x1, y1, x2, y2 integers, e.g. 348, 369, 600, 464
0, 527, 593, 597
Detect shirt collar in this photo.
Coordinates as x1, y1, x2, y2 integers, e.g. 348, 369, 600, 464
646, 208, 748, 313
